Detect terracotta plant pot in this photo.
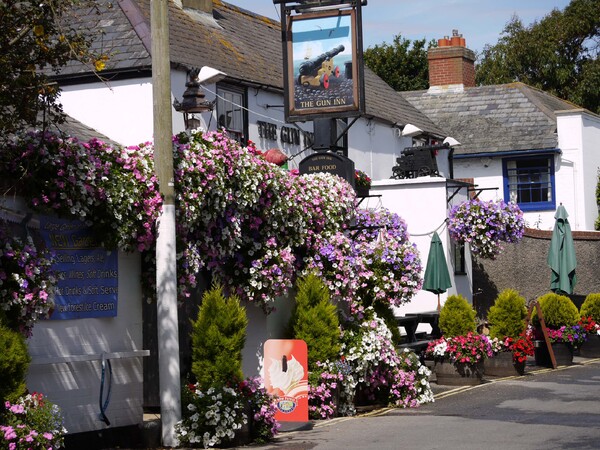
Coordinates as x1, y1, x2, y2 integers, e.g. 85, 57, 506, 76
484, 351, 526, 377
434, 359, 484, 386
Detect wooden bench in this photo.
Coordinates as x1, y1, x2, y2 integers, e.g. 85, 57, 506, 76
396, 311, 442, 357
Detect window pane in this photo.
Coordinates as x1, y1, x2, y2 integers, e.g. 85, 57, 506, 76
505, 157, 552, 206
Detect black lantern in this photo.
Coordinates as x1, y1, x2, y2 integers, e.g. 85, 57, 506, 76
174, 67, 226, 130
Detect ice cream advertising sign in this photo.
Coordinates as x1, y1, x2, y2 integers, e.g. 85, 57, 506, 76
264, 339, 308, 422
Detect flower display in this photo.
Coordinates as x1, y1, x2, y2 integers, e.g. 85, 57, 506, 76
175, 378, 279, 449
2, 131, 161, 253
0, 229, 59, 337
308, 361, 345, 420
547, 324, 588, 348
578, 316, 600, 335
1, 392, 67, 450
448, 198, 525, 259
355, 169, 371, 188
171, 130, 356, 310
425, 332, 494, 364
339, 309, 433, 414
305, 208, 422, 312
489, 332, 534, 363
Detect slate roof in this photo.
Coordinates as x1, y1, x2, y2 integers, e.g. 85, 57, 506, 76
53, 0, 443, 136
401, 82, 581, 156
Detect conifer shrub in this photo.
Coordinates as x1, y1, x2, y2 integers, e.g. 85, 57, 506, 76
191, 284, 248, 389
487, 289, 527, 339
0, 321, 31, 403
580, 293, 600, 321
534, 292, 579, 328
438, 294, 477, 337
289, 274, 340, 371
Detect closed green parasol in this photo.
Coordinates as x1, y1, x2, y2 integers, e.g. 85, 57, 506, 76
423, 231, 452, 311
547, 204, 577, 294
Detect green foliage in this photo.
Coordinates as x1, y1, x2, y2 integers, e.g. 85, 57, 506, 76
0, 322, 31, 403
191, 284, 248, 389
487, 289, 528, 339
364, 34, 435, 91
0, 1, 109, 145
476, 0, 600, 114
580, 293, 600, 321
439, 294, 477, 337
534, 292, 579, 328
290, 274, 340, 371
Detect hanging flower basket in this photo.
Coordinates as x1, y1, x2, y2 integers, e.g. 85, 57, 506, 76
448, 198, 525, 259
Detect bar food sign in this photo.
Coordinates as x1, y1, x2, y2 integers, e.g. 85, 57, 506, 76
285, 9, 362, 121
40, 216, 118, 319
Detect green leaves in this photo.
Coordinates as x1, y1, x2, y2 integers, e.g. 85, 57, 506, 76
476, 0, 600, 114
363, 34, 434, 91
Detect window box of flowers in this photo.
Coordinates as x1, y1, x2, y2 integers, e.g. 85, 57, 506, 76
354, 169, 371, 197
579, 294, 600, 358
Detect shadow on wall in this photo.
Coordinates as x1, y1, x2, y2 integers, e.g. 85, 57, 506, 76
474, 228, 600, 319
472, 261, 499, 319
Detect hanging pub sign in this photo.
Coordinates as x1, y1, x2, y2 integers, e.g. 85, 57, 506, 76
279, 1, 366, 122
299, 151, 355, 187
39, 216, 118, 319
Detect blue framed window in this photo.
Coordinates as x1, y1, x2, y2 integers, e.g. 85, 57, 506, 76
502, 155, 556, 211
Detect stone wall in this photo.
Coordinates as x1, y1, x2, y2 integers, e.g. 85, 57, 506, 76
473, 228, 600, 318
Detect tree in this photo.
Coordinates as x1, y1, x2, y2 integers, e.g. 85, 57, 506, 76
476, 0, 600, 114
363, 34, 434, 91
191, 284, 248, 389
289, 274, 340, 371
0, 1, 107, 144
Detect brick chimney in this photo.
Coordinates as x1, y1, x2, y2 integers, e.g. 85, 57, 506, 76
428, 30, 475, 92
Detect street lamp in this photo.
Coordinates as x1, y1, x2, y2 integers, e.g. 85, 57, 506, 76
173, 66, 227, 130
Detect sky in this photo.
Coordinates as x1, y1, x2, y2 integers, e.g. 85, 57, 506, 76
223, 0, 571, 54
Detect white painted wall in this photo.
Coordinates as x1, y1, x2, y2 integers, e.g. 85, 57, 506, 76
27, 251, 146, 434
557, 110, 600, 231
369, 177, 473, 316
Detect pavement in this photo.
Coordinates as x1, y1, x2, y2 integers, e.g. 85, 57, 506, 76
90, 354, 599, 450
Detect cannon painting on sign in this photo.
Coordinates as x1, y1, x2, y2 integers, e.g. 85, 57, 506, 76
284, 9, 364, 121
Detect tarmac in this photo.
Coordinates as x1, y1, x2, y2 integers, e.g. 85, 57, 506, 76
86, 354, 597, 450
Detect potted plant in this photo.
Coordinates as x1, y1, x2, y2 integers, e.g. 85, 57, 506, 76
579, 293, 600, 357
354, 169, 371, 197
425, 332, 493, 385
426, 295, 492, 385
532, 292, 580, 366
485, 289, 533, 376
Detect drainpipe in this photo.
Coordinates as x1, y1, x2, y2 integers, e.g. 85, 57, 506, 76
448, 148, 455, 179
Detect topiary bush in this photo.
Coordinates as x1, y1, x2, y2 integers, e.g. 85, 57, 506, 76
438, 294, 477, 337
289, 274, 340, 372
534, 292, 579, 328
0, 321, 31, 403
580, 293, 600, 321
191, 284, 248, 390
487, 289, 527, 340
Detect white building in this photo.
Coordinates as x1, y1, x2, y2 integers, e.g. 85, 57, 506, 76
402, 35, 600, 232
